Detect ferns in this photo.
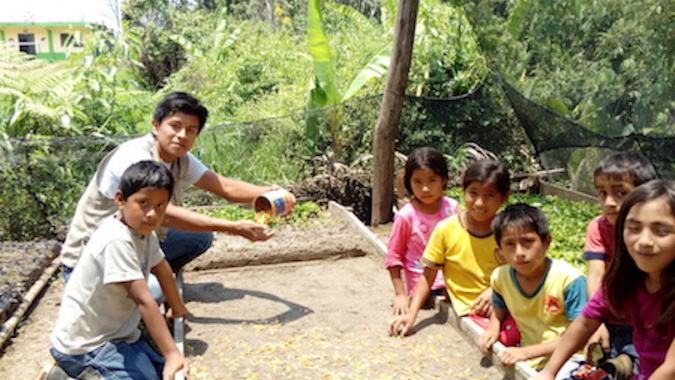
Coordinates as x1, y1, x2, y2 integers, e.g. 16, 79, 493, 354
0, 46, 76, 136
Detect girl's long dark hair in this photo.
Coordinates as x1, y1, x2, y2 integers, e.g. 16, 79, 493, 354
605, 180, 675, 331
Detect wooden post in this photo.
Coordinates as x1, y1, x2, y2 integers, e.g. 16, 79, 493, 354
371, 0, 419, 226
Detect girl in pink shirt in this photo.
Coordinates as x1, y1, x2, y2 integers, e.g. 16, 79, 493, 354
534, 180, 675, 380
385, 147, 459, 315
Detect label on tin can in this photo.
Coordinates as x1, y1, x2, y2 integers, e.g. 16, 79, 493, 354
253, 189, 296, 219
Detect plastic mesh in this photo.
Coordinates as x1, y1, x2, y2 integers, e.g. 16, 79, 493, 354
500, 78, 675, 184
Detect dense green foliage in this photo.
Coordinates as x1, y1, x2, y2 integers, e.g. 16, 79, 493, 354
0, 137, 122, 241
0, 31, 153, 137
464, 0, 674, 136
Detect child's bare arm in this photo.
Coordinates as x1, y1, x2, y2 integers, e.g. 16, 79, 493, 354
479, 305, 506, 355
586, 260, 605, 298
536, 316, 601, 378
388, 266, 437, 337
585, 260, 610, 355
471, 287, 493, 317
649, 338, 675, 380
124, 279, 186, 380
152, 260, 188, 318
387, 266, 409, 315
499, 338, 560, 366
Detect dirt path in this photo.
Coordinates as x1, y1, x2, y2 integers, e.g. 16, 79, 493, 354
0, 211, 505, 379
0, 277, 63, 379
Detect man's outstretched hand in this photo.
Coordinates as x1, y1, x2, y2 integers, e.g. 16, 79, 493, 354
236, 221, 275, 241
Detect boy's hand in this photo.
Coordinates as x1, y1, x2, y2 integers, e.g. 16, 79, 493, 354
585, 324, 610, 364
165, 305, 189, 320
162, 351, 188, 380
478, 328, 500, 356
471, 288, 493, 317
392, 294, 409, 316
498, 346, 530, 366
388, 314, 415, 337
236, 221, 275, 241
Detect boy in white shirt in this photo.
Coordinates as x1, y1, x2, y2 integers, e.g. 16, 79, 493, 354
51, 161, 188, 380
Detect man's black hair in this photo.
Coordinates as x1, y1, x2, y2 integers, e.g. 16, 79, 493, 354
118, 160, 174, 199
153, 92, 208, 132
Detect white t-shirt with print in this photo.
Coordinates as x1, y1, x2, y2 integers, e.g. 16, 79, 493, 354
51, 216, 165, 355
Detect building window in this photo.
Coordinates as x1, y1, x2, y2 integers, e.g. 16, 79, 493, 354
18, 33, 36, 55
60, 33, 83, 48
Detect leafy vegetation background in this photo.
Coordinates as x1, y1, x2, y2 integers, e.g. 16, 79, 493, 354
0, 0, 671, 241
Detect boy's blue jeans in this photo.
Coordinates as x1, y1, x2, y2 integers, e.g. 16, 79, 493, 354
50, 340, 164, 380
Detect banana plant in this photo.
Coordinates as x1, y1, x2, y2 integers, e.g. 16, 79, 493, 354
305, 0, 392, 157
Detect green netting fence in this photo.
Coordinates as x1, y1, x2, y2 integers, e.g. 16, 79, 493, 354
1, 85, 526, 241
500, 79, 675, 194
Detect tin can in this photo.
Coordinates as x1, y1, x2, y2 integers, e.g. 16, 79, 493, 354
253, 189, 296, 219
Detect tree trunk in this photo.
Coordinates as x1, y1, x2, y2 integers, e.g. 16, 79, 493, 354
261, 0, 276, 30
371, 0, 419, 226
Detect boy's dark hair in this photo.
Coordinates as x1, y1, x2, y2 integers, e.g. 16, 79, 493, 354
118, 161, 174, 200
594, 151, 657, 187
153, 92, 209, 132
606, 179, 675, 332
404, 147, 449, 195
491, 203, 550, 246
462, 159, 510, 195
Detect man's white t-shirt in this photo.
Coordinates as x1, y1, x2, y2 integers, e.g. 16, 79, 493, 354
98, 141, 208, 199
51, 217, 165, 355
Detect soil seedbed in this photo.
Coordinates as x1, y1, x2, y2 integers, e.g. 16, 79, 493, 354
183, 257, 504, 380
0, 241, 59, 327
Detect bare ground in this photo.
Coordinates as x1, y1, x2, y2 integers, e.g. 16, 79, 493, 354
0, 211, 505, 379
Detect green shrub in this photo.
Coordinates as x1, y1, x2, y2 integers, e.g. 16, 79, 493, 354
199, 201, 323, 229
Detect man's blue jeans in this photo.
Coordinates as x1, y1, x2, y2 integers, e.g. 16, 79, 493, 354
148, 229, 213, 300
160, 229, 214, 272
